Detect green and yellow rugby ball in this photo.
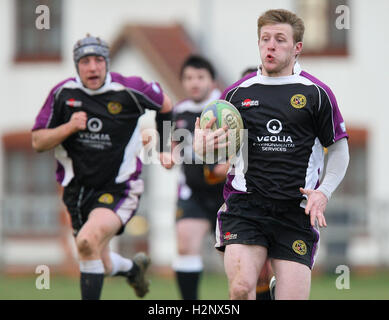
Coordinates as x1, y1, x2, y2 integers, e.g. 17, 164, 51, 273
199, 99, 244, 159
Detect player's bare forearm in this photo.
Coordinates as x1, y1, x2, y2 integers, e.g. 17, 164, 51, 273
32, 111, 87, 152
32, 123, 76, 152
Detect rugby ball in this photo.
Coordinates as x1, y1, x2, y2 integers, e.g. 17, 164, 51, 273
199, 99, 244, 160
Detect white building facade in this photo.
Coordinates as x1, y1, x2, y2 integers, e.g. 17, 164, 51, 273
0, 0, 388, 272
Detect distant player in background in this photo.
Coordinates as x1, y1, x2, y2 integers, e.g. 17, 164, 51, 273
31, 34, 173, 300
241, 66, 274, 301
171, 55, 229, 300
240, 67, 258, 79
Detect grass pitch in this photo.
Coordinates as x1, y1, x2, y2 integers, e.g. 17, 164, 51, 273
1, 271, 388, 300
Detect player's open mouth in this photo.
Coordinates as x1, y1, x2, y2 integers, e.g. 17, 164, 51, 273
266, 54, 275, 62
88, 76, 99, 81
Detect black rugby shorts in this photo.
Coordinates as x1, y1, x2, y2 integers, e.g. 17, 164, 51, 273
63, 178, 143, 236
215, 193, 320, 269
176, 193, 224, 233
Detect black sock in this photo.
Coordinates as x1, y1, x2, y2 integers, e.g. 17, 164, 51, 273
115, 260, 140, 279
256, 288, 271, 300
126, 261, 140, 279
176, 271, 202, 300
80, 272, 104, 300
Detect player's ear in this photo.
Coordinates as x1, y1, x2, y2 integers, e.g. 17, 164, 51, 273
295, 41, 303, 56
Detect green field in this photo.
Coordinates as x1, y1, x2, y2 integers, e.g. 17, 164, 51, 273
1, 272, 389, 300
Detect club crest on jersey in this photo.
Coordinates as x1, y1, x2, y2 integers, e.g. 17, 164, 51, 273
107, 101, 123, 114
66, 99, 82, 107
292, 240, 307, 255
98, 193, 114, 204
241, 99, 259, 107
290, 94, 307, 109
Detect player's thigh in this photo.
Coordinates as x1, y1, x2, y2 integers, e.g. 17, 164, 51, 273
77, 208, 122, 248
224, 244, 267, 288
176, 218, 210, 254
271, 258, 311, 300
257, 259, 273, 285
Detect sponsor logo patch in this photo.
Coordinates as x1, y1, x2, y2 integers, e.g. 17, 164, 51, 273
107, 101, 123, 114
290, 94, 307, 109
241, 99, 259, 107
98, 193, 114, 204
224, 232, 238, 240
87, 117, 103, 133
266, 119, 283, 134
66, 99, 82, 107
292, 240, 307, 255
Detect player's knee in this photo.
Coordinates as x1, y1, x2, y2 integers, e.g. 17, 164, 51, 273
176, 234, 195, 255
230, 281, 251, 300
177, 242, 191, 255
76, 235, 97, 257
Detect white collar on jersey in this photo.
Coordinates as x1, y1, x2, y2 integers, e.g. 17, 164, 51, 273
75, 72, 115, 95
254, 61, 303, 85
174, 88, 222, 113
257, 61, 302, 76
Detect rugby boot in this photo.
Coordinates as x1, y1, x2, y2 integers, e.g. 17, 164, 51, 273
127, 252, 151, 298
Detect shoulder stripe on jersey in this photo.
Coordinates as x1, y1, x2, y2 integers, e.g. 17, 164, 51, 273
126, 89, 145, 115
110, 72, 163, 108
227, 86, 240, 102
300, 71, 348, 143
221, 73, 257, 100
318, 85, 336, 143
300, 71, 336, 106
126, 87, 162, 109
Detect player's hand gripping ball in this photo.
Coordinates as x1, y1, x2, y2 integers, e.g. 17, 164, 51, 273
199, 100, 244, 161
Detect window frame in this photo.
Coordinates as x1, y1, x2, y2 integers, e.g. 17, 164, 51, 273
297, 0, 349, 57
14, 0, 63, 63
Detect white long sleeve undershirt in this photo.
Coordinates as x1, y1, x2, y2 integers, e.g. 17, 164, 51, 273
317, 138, 350, 200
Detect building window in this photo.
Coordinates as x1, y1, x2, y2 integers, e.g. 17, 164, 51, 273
324, 128, 368, 234
15, 0, 62, 62
324, 128, 368, 199
297, 0, 349, 56
2, 132, 61, 235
